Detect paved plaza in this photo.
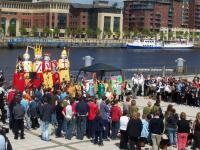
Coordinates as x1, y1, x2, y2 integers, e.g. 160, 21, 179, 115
2, 97, 199, 150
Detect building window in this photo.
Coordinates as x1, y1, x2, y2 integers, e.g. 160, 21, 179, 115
83, 16, 86, 18
104, 16, 111, 32
58, 13, 67, 29
82, 22, 85, 25
113, 17, 120, 32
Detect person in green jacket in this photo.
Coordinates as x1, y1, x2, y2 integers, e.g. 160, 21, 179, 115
98, 80, 105, 99
143, 101, 152, 116
128, 100, 139, 118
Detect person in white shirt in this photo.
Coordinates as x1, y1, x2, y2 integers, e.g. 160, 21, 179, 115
119, 110, 129, 149
62, 101, 73, 140
132, 74, 139, 98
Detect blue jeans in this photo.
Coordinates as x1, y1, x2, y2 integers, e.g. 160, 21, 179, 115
51, 113, 57, 126
56, 119, 63, 137
111, 121, 119, 139
63, 119, 72, 140
102, 119, 109, 139
76, 116, 87, 140
167, 127, 177, 145
87, 120, 95, 139
41, 121, 49, 141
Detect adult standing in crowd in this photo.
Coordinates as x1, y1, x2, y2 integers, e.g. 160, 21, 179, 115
177, 112, 190, 150
40, 98, 52, 141
13, 95, 25, 140
119, 110, 129, 150
110, 100, 122, 140
127, 112, 142, 150
149, 111, 164, 150
100, 96, 110, 140
193, 112, 200, 150
166, 108, 179, 147
76, 96, 89, 140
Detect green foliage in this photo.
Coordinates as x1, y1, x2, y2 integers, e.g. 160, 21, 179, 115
65, 27, 72, 37
43, 26, 51, 37
31, 26, 38, 37
168, 31, 174, 40
19, 26, 27, 36
159, 31, 164, 40
123, 27, 130, 38
86, 28, 94, 38
95, 27, 102, 38
114, 29, 121, 38
53, 27, 60, 37
8, 24, 16, 36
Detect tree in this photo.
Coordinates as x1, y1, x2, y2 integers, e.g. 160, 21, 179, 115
114, 29, 121, 39
184, 31, 189, 40
104, 29, 112, 38
176, 31, 184, 39
31, 25, 38, 37
168, 31, 174, 40
75, 27, 83, 38
95, 27, 102, 39
65, 27, 72, 38
19, 26, 27, 36
86, 28, 94, 38
43, 26, 51, 37
7, 24, 16, 37
159, 31, 164, 40
123, 27, 130, 39
53, 27, 60, 38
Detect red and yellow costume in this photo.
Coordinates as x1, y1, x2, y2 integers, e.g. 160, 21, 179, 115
58, 48, 70, 82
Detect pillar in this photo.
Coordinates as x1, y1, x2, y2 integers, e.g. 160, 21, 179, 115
110, 16, 114, 39
5, 18, 9, 36
16, 19, 20, 36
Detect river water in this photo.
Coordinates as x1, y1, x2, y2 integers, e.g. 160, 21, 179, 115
0, 47, 200, 82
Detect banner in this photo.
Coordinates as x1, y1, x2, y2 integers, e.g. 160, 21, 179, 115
111, 75, 123, 95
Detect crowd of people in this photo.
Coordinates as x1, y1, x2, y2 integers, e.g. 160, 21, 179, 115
132, 73, 200, 107
0, 72, 200, 150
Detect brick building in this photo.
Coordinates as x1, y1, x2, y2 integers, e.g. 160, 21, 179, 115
123, 0, 190, 31
0, 0, 70, 36
69, 1, 123, 39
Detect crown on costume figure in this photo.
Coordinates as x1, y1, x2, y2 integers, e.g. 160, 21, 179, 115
23, 47, 30, 61
44, 53, 51, 61
34, 45, 43, 60
61, 47, 68, 59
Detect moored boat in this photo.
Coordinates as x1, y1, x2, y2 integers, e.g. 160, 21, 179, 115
127, 39, 194, 49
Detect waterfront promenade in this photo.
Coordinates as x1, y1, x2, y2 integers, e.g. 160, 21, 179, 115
3, 96, 198, 150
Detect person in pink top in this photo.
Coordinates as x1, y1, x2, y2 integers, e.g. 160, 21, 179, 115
87, 97, 98, 140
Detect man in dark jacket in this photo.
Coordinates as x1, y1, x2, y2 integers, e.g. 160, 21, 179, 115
41, 98, 52, 141
75, 97, 89, 140
127, 112, 143, 150
149, 111, 164, 150
13, 97, 25, 140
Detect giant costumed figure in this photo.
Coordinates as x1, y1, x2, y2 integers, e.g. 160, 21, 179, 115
13, 55, 25, 92
23, 48, 33, 88
42, 53, 53, 89
33, 45, 44, 89
58, 48, 70, 82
